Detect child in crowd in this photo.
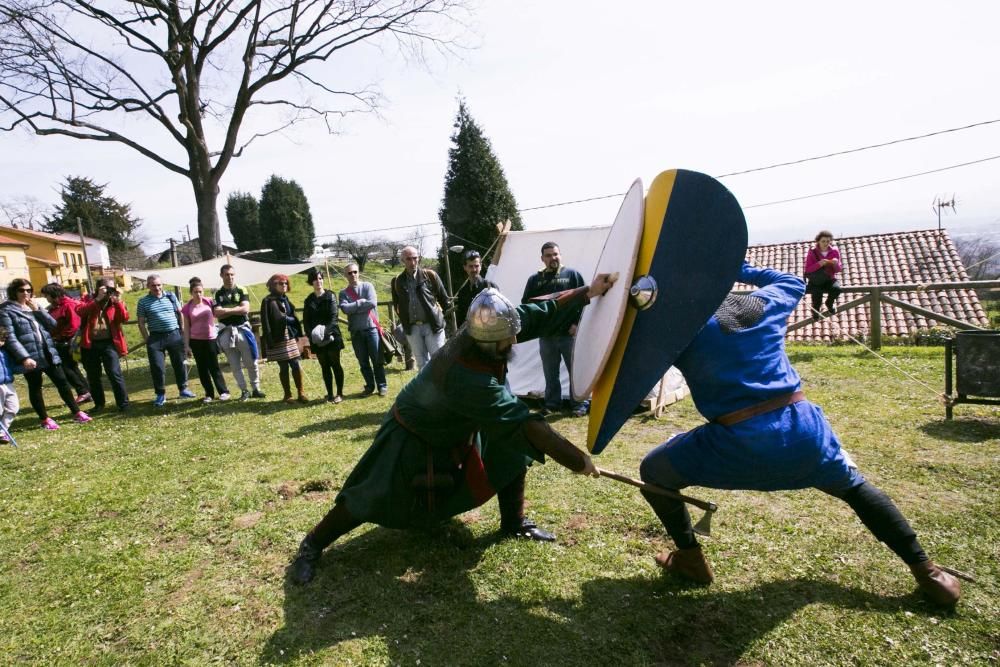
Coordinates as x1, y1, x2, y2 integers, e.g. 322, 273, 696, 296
0, 326, 20, 445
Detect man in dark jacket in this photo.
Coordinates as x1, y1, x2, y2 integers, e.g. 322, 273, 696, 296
453, 249, 497, 327
391, 245, 450, 371
521, 241, 586, 416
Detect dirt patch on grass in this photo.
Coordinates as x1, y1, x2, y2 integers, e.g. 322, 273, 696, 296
167, 567, 203, 608
233, 512, 264, 529
276, 482, 299, 499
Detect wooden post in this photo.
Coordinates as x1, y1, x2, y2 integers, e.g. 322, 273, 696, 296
169, 237, 181, 298
869, 287, 882, 350
76, 216, 94, 295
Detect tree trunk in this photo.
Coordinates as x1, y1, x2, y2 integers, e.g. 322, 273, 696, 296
195, 183, 222, 260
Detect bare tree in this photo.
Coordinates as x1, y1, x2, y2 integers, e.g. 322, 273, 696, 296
328, 234, 387, 272
0, 0, 466, 259
0, 194, 47, 229
955, 233, 1000, 280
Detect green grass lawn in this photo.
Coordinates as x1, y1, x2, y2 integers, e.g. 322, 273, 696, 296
1, 318, 998, 664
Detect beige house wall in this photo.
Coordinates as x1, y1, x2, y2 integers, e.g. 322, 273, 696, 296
0, 245, 30, 291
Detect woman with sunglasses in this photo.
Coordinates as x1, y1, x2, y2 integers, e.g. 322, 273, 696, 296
0, 278, 91, 429
302, 268, 345, 403
260, 273, 307, 403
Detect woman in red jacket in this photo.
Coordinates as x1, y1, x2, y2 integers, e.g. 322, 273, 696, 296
76, 277, 131, 412
803, 230, 843, 318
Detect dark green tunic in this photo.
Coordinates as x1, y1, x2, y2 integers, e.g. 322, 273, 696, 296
336, 299, 583, 528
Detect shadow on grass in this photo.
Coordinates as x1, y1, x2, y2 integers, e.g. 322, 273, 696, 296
261, 527, 927, 666
919, 418, 1000, 442
788, 351, 816, 364
285, 410, 388, 437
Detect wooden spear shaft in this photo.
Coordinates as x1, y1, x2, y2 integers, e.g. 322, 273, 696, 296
597, 468, 718, 513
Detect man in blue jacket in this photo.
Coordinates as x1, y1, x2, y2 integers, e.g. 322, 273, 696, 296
639, 262, 960, 607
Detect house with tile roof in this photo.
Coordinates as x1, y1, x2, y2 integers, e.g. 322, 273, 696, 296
0, 234, 32, 291
0, 226, 109, 290
744, 229, 990, 342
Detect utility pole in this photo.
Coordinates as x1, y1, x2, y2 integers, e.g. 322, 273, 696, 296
169, 237, 181, 297
75, 216, 94, 295
441, 225, 457, 335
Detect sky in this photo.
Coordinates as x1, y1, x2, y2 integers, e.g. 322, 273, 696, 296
2, 0, 999, 261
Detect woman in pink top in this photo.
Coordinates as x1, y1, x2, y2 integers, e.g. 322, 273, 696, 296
803, 230, 843, 318
182, 277, 230, 402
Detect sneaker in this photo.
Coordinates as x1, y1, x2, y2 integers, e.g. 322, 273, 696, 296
251, 389, 266, 399
202, 396, 214, 404
0, 433, 9, 444
378, 387, 388, 397
74, 392, 92, 404
219, 392, 231, 401
572, 404, 589, 418
239, 389, 251, 402
73, 411, 92, 424
41, 417, 59, 430
333, 395, 344, 404
153, 394, 167, 407
179, 388, 196, 399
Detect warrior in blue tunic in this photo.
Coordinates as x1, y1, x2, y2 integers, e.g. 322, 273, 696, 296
639, 262, 960, 606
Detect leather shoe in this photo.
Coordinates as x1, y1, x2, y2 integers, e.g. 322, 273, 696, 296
291, 535, 322, 584
502, 517, 556, 542
654, 545, 714, 584
910, 561, 960, 606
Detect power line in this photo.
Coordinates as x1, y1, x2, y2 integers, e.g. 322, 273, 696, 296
743, 154, 1000, 209
715, 117, 1000, 178
516, 117, 1000, 213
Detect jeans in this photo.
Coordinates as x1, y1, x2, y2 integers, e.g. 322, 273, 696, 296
217, 324, 260, 392
81, 339, 129, 409
351, 328, 386, 390
146, 329, 188, 396
24, 363, 79, 419
406, 323, 445, 370
539, 335, 587, 411
54, 340, 89, 395
189, 338, 228, 398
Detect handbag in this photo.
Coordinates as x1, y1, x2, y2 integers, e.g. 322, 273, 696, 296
379, 327, 401, 365
310, 324, 328, 347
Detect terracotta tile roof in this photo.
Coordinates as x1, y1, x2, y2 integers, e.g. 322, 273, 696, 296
742, 228, 989, 342
0, 234, 30, 247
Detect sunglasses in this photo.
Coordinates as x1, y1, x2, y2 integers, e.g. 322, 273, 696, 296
18, 288, 32, 293
464, 251, 481, 260
346, 270, 359, 275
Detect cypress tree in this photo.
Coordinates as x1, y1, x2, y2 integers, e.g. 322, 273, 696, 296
225, 191, 263, 252
438, 100, 523, 288
258, 176, 316, 261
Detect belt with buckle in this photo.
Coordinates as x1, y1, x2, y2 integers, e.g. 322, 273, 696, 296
714, 391, 805, 427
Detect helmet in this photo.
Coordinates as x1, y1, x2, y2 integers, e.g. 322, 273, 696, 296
467, 288, 521, 342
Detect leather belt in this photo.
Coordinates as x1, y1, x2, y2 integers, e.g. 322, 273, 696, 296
714, 391, 805, 427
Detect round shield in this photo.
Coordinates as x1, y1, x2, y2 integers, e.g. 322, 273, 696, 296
571, 178, 644, 399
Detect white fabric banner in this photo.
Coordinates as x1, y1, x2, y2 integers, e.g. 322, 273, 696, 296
131, 255, 316, 292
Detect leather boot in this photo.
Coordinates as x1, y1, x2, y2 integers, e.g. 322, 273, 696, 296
279, 374, 292, 402
292, 367, 308, 402
291, 535, 323, 585
501, 517, 556, 542
910, 561, 960, 606
654, 545, 714, 584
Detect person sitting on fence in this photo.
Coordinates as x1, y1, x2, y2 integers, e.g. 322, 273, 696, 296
803, 230, 843, 318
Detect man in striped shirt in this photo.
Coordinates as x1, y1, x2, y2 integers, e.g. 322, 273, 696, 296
137, 274, 194, 407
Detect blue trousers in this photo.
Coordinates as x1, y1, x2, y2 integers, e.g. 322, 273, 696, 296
146, 329, 188, 396
351, 328, 387, 391
539, 335, 588, 411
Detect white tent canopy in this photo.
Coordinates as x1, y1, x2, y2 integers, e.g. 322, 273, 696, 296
485, 227, 687, 407
131, 255, 316, 292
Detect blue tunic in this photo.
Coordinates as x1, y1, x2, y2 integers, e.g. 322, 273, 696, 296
644, 263, 862, 493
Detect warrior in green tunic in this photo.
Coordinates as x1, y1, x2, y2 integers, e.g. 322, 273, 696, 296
291, 276, 614, 584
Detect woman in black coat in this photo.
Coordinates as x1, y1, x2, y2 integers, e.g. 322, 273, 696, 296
260, 273, 306, 403
302, 268, 346, 403
0, 278, 90, 429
